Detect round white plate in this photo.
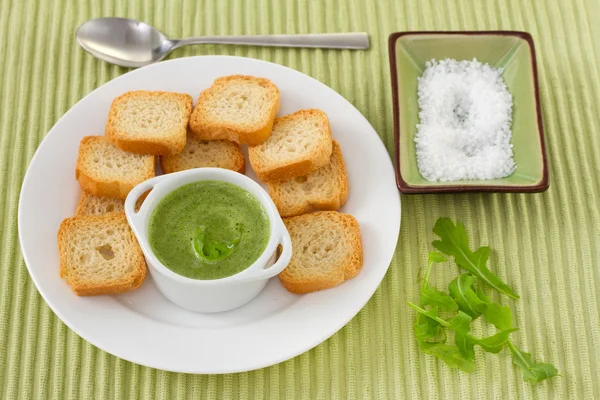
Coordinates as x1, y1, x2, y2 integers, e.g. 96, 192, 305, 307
18, 56, 401, 374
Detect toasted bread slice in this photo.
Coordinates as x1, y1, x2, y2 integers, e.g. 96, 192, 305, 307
75, 192, 148, 216
75, 136, 155, 200
249, 109, 333, 182
106, 90, 192, 155
279, 212, 363, 294
268, 141, 348, 217
160, 134, 245, 174
76, 192, 124, 216
189, 75, 280, 145
57, 213, 146, 296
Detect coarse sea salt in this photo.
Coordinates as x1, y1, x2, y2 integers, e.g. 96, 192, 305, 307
415, 58, 516, 182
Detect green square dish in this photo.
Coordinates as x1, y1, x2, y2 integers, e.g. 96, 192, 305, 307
389, 31, 549, 193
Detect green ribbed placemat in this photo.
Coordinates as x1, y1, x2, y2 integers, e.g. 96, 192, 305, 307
1, 0, 599, 398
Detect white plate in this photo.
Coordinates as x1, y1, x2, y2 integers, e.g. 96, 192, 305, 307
18, 56, 401, 374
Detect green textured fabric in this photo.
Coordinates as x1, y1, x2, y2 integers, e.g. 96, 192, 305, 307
1, 0, 599, 398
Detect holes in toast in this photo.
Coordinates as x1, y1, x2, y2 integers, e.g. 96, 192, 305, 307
106, 162, 113, 168
95, 244, 115, 260
93, 158, 100, 163
106, 205, 115, 212
79, 253, 91, 263
188, 149, 195, 155
294, 176, 308, 184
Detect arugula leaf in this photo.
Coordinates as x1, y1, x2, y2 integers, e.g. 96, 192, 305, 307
432, 218, 519, 299
476, 286, 491, 303
422, 251, 447, 289
419, 342, 476, 373
419, 252, 458, 312
408, 303, 452, 328
428, 251, 447, 264
475, 329, 518, 353
508, 341, 559, 383
484, 303, 514, 331
476, 286, 514, 331
414, 306, 443, 342
410, 303, 516, 354
193, 224, 242, 262
449, 310, 472, 332
415, 315, 442, 342
448, 274, 487, 318
411, 219, 557, 384
421, 286, 459, 312
450, 311, 475, 360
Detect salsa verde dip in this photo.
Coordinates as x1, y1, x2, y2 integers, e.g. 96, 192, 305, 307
148, 180, 270, 280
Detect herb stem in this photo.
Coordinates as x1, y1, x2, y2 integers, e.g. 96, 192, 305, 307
408, 302, 451, 328
423, 260, 433, 291
409, 302, 517, 343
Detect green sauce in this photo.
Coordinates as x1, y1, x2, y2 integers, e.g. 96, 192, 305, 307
148, 181, 270, 280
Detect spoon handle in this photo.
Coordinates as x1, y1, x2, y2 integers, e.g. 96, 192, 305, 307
172, 33, 369, 50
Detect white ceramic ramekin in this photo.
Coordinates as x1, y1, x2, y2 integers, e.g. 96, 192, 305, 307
124, 168, 292, 313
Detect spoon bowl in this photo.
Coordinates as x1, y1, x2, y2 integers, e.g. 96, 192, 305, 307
76, 17, 369, 68
77, 18, 174, 68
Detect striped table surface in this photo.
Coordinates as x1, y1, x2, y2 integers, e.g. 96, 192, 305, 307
1, 0, 599, 399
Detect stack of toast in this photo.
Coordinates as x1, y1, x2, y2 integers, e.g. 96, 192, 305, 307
246, 108, 361, 294
58, 74, 362, 297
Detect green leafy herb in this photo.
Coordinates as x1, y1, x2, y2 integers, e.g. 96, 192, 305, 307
477, 287, 514, 331
508, 341, 559, 383
414, 305, 444, 342
414, 312, 442, 342
419, 342, 476, 373
415, 253, 453, 342
410, 218, 558, 384
476, 329, 518, 353
193, 224, 242, 262
476, 286, 491, 302
420, 252, 458, 312
450, 311, 475, 360
432, 218, 519, 299
411, 304, 475, 372
448, 274, 486, 318
409, 303, 517, 355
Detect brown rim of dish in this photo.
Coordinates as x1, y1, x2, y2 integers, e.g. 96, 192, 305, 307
388, 31, 549, 194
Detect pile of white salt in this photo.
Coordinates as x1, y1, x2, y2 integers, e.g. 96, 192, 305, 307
415, 58, 516, 182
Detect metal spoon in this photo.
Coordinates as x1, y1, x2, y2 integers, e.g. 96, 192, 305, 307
76, 17, 370, 68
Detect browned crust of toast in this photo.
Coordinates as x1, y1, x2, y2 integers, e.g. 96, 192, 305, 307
188, 75, 280, 145
75, 136, 155, 200
107, 137, 181, 156
159, 139, 246, 174
75, 192, 123, 216
106, 91, 193, 156
269, 141, 349, 217
249, 109, 333, 182
257, 159, 315, 182
278, 212, 363, 294
57, 213, 147, 296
